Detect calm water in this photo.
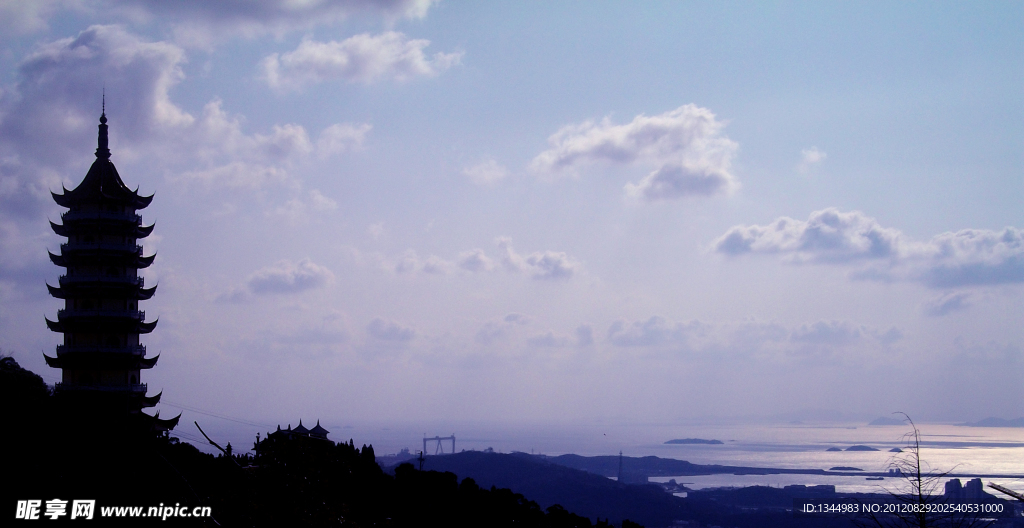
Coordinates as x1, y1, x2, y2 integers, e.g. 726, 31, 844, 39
181, 417, 1024, 495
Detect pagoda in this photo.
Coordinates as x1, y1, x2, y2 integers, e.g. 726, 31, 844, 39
44, 105, 179, 432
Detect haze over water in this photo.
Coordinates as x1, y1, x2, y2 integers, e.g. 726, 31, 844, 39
184, 416, 1024, 494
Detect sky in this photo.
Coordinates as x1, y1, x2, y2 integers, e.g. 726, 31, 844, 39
0, 1, 1021, 431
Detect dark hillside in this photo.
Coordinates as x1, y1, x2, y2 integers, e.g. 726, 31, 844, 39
419, 451, 687, 527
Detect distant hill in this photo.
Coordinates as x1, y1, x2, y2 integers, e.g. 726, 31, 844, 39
664, 438, 723, 445
417, 451, 689, 526
845, 445, 879, 451
960, 417, 1024, 428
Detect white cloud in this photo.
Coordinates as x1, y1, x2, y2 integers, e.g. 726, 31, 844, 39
218, 258, 334, 301
921, 291, 974, 317
173, 100, 369, 188
98, 0, 439, 47
0, 25, 188, 211
457, 249, 495, 272
0, 25, 369, 212
262, 32, 462, 90
714, 208, 1024, 288
421, 255, 456, 275
527, 331, 569, 348
496, 237, 580, 280
387, 249, 454, 275
474, 313, 529, 345
913, 227, 1024, 287
367, 318, 415, 342
246, 258, 335, 295
607, 316, 708, 347
269, 189, 338, 223
380, 240, 579, 280
393, 249, 423, 274
624, 163, 737, 200
503, 313, 530, 325
462, 159, 508, 186
317, 122, 371, 158
530, 104, 738, 201
713, 208, 902, 263
797, 147, 826, 174
0, 0, 77, 36
789, 320, 863, 346
606, 317, 902, 361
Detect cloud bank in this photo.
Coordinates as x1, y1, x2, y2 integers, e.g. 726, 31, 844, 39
106, 0, 438, 46
714, 208, 1024, 288
607, 316, 901, 360
367, 318, 415, 342
384, 238, 580, 281
263, 32, 462, 90
530, 104, 738, 201
221, 258, 334, 301
0, 21, 368, 261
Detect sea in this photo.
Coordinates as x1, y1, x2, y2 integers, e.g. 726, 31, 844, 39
177, 416, 1024, 495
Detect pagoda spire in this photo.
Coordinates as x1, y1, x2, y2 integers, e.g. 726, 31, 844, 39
96, 93, 110, 160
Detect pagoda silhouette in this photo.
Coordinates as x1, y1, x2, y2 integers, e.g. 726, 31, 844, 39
44, 104, 179, 432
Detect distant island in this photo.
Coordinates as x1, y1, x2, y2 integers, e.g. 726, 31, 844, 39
664, 438, 723, 445
846, 445, 879, 451
826, 447, 843, 451
830, 466, 863, 471
960, 417, 1024, 428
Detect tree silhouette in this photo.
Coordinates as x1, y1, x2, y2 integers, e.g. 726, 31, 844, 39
857, 413, 994, 528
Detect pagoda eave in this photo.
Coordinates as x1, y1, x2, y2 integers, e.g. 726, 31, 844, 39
51, 188, 74, 208
50, 352, 158, 370
50, 221, 69, 237
45, 317, 63, 332
140, 390, 163, 408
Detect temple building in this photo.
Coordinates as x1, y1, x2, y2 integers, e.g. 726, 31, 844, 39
44, 107, 179, 432
268, 420, 332, 441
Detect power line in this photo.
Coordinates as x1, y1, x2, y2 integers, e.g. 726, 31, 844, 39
161, 399, 272, 429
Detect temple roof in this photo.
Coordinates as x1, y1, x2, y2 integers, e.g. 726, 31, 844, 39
309, 420, 330, 439
52, 112, 152, 209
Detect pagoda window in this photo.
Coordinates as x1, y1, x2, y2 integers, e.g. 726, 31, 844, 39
84, 235, 94, 243
130, 375, 137, 384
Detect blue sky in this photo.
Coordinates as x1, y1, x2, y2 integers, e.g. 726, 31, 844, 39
0, 1, 1021, 427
